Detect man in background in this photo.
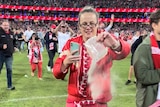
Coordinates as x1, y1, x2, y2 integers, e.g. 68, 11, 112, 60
23, 25, 34, 56
0, 20, 17, 90
44, 24, 58, 72
56, 20, 75, 54
134, 10, 160, 107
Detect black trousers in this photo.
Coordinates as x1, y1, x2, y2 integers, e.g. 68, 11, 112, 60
47, 49, 56, 69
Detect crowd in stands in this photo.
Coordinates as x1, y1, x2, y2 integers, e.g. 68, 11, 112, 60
0, 0, 159, 8
53, 0, 159, 8
0, 0, 156, 20
0, 0, 155, 45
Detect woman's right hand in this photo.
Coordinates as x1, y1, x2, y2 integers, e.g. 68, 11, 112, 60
63, 50, 81, 68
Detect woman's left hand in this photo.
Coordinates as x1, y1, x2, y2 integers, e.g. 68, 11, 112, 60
97, 32, 120, 49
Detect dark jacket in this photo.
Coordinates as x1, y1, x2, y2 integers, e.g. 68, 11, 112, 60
0, 27, 16, 57
44, 31, 58, 52
131, 35, 148, 55
131, 36, 143, 54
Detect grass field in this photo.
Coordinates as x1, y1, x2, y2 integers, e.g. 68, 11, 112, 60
0, 49, 136, 107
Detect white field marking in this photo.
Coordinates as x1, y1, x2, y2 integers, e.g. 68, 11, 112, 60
0, 94, 135, 104
0, 95, 67, 103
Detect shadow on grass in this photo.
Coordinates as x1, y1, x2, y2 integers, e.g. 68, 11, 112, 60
43, 77, 54, 81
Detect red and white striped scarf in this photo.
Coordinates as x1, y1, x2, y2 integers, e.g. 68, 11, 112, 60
150, 33, 160, 69
78, 43, 91, 97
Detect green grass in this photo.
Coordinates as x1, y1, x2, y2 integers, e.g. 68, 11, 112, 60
0, 49, 136, 107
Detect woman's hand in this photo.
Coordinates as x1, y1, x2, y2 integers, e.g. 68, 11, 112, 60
63, 50, 81, 68
97, 32, 121, 51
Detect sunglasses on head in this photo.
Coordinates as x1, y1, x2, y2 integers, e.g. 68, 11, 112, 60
61, 26, 66, 28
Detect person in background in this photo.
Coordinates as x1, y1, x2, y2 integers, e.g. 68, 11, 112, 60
56, 20, 75, 54
28, 33, 43, 80
37, 27, 45, 52
0, 20, 18, 90
16, 28, 24, 51
44, 24, 58, 72
19, 28, 25, 51
133, 10, 160, 107
98, 14, 114, 32
53, 6, 130, 107
125, 29, 148, 85
23, 25, 34, 56
131, 31, 141, 45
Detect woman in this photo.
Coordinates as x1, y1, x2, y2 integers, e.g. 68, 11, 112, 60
53, 6, 130, 107
28, 33, 43, 80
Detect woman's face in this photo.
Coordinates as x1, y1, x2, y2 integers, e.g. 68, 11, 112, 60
32, 35, 36, 40
78, 12, 98, 42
